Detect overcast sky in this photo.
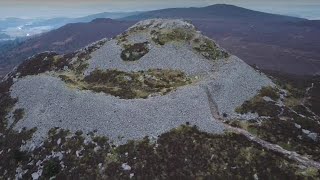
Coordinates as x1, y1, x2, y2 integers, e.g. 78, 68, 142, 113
0, 0, 319, 19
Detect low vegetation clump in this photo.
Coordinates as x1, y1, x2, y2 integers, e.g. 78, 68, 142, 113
150, 28, 228, 61
74, 62, 89, 75
284, 86, 305, 108
2, 125, 316, 179
0, 76, 37, 178
235, 97, 281, 117
270, 76, 307, 108
281, 106, 320, 136
151, 28, 194, 45
129, 25, 151, 34
271, 74, 320, 119
10, 108, 25, 129
12, 108, 24, 121
232, 84, 320, 161
116, 33, 129, 45
308, 77, 320, 116
259, 86, 280, 100
58, 74, 76, 84
15, 43, 103, 77
229, 118, 320, 162
42, 158, 61, 178
57, 68, 192, 99
78, 69, 191, 99
114, 126, 303, 179
235, 86, 281, 117
120, 42, 149, 61
70, 41, 107, 75
16, 52, 71, 77
0, 79, 16, 132
0, 127, 36, 178
193, 38, 229, 60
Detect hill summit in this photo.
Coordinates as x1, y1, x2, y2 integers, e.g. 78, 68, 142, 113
6, 19, 272, 146
1, 19, 319, 179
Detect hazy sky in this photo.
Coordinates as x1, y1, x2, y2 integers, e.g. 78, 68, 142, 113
0, 0, 319, 19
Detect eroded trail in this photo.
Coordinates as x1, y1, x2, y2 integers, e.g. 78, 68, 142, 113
203, 86, 320, 169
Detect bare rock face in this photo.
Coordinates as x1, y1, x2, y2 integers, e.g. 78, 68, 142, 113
6, 19, 273, 147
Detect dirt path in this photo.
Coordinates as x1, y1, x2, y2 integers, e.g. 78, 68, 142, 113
203, 85, 320, 169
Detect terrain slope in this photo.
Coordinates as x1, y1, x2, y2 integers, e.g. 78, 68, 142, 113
1, 19, 319, 179
8, 19, 272, 145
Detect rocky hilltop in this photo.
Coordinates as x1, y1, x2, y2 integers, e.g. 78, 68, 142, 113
1, 19, 319, 179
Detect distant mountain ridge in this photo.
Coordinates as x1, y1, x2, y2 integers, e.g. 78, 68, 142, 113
123, 4, 305, 22
122, 4, 320, 75
1, 4, 320, 78
0, 19, 135, 78
25, 11, 141, 29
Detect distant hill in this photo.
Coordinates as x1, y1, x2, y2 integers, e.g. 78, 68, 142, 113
123, 4, 320, 75
25, 11, 141, 29
1, 4, 320, 77
123, 4, 305, 22
0, 19, 135, 78
0, 17, 32, 31
0, 12, 141, 41
75, 12, 142, 23
0, 33, 10, 40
